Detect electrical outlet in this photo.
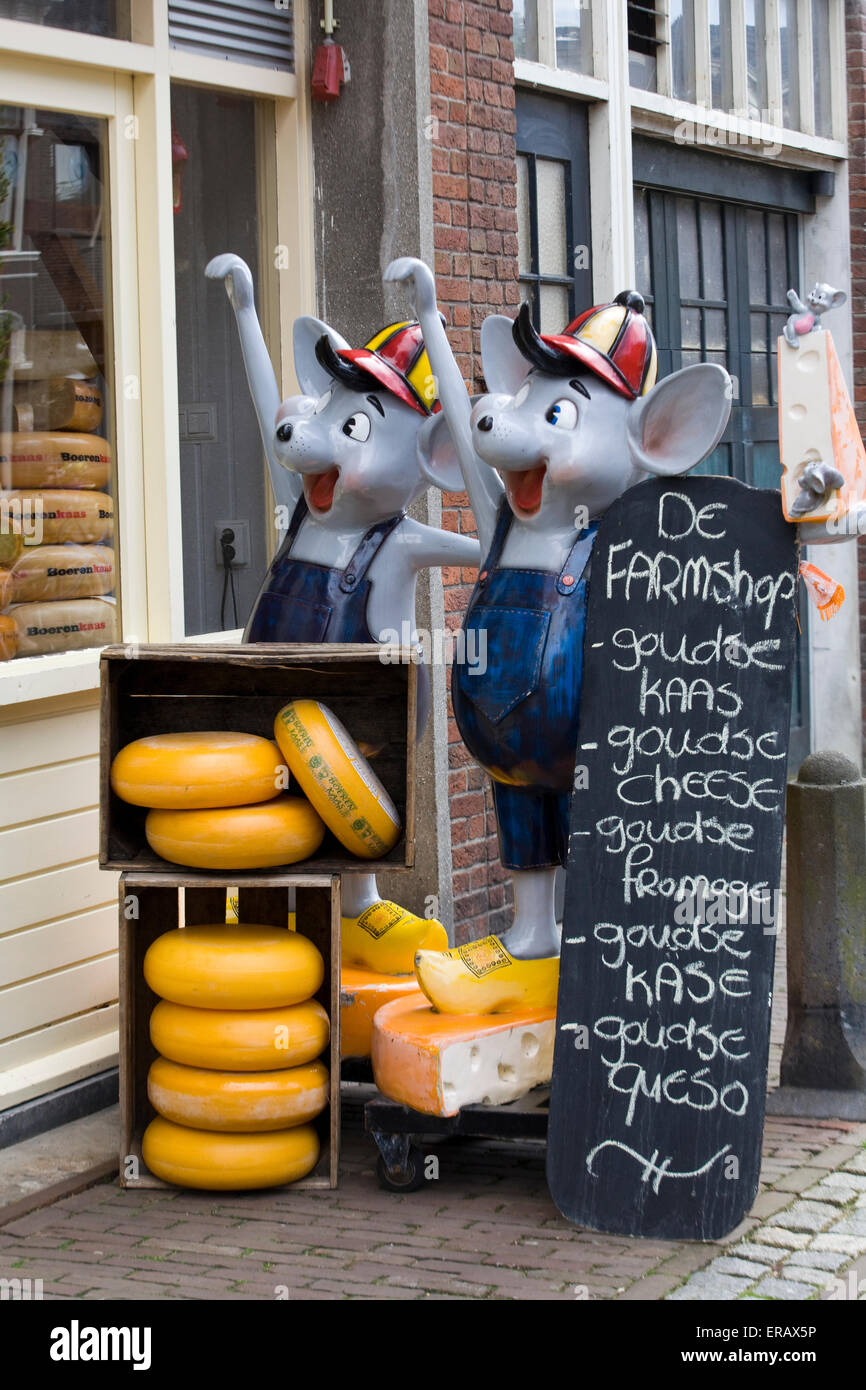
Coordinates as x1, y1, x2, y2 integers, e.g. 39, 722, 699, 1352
214, 520, 251, 567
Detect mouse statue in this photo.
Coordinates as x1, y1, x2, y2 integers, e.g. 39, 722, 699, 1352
206, 253, 480, 974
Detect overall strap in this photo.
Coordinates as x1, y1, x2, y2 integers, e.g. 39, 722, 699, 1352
478, 498, 513, 588
556, 521, 599, 596
339, 511, 406, 593
284, 495, 309, 553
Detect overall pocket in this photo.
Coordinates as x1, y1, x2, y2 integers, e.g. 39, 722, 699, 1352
454, 604, 550, 724
246, 591, 333, 643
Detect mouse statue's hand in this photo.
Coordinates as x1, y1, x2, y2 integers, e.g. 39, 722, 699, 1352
205, 253, 255, 313
384, 257, 438, 318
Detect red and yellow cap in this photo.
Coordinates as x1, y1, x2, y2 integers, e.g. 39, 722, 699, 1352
512, 291, 657, 399
315, 320, 439, 416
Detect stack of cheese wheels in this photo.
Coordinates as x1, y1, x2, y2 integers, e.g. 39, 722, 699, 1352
109, 731, 326, 869
141, 924, 329, 1190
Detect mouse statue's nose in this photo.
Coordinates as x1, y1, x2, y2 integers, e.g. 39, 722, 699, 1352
276, 422, 293, 443
477, 415, 494, 432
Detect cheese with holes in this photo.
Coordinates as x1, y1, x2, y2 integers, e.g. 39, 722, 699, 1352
7, 597, 118, 655
9, 543, 114, 602
371, 994, 555, 1116
274, 699, 401, 859
144, 925, 323, 1009
3, 490, 113, 544
778, 330, 866, 522
150, 997, 329, 1071
141, 1116, 320, 1189
147, 1056, 329, 1131
145, 796, 324, 869
0, 432, 111, 489
113, 732, 287, 810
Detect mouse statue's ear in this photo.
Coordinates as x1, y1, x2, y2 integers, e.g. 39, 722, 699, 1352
415, 412, 465, 494
831, 288, 847, 309
627, 363, 733, 476
481, 314, 531, 396
292, 316, 351, 396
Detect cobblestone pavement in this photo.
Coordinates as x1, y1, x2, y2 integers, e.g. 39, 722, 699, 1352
0, 1104, 863, 1301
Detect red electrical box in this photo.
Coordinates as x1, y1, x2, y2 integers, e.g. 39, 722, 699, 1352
312, 40, 350, 102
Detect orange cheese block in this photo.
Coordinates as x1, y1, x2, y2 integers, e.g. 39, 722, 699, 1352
145, 796, 325, 869
7, 597, 118, 655
371, 994, 556, 1116
112, 732, 287, 810
3, 490, 113, 544
147, 1056, 329, 1132
144, 924, 324, 1009
340, 964, 422, 1059
13, 378, 104, 433
0, 615, 18, 661
141, 1117, 320, 1190
150, 998, 330, 1071
0, 433, 112, 489
9, 543, 114, 603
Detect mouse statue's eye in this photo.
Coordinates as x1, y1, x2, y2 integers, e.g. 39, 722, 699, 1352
313, 388, 333, 415
546, 398, 578, 429
342, 412, 371, 441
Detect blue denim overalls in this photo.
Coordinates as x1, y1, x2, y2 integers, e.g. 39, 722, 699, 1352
244, 496, 429, 729
451, 499, 597, 870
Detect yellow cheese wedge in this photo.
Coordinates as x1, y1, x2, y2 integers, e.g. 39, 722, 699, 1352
145, 796, 324, 869
144, 924, 323, 1009
3, 490, 113, 544
274, 698, 401, 859
414, 935, 559, 1015
150, 997, 329, 1071
147, 1056, 329, 1131
113, 732, 287, 810
141, 1117, 320, 1189
0, 432, 111, 489
340, 964, 423, 1058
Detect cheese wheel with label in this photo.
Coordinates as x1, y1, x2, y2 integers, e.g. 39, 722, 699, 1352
7, 597, 118, 655
3, 491, 113, 544
0, 432, 111, 489
274, 699, 401, 859
143, 924, 323, 1008
145, 796, 325, 869
13, 378, 104, 433
147, 1057, 329, 1132
113, 732, 286, 810
0, 616, 18, 661
141, 1117, 320, 1190
150, 998, 330, 1071
10, 544, 114, 603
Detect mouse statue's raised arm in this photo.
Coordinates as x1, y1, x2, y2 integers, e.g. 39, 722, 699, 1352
206, 253, 480, 975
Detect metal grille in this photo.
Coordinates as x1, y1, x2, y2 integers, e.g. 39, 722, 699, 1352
168, 0, 294, 71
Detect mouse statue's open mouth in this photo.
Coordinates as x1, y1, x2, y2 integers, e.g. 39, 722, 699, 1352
304, 466, 340, 513
502, 463, 546, 517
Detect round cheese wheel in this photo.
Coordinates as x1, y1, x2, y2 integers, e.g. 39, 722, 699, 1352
141, 1117, 320, 1190
0, 432, 112, 489
150, 998, 330, 1071
0, 528, 23, 567
0, 569, 11, 610
147, 1056, 329, 1132
0, 615, 18, 661
143, 924, 324, 1009
10, 544, 114, 603
2, 491, 113, 544
274, 699, 401, 859
145, 796, 325, 869
13, 379, 104, 433
112, 732, 287, 810
7, 597, 118, 656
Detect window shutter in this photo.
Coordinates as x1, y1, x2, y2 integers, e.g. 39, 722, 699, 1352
168, 0, 294, 71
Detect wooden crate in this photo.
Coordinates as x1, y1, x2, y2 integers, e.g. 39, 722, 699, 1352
100, 643, 416, 873
119, 873, 341, 1192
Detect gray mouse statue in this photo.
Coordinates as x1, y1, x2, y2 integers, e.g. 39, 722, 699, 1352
206, 253, 480, 974
783, 281, 847, 347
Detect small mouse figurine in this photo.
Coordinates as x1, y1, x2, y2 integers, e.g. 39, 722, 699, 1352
783, 282, 846, 347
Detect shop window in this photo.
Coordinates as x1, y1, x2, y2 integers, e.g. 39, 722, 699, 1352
512, 1, 592, 77
512, 0, 539, 61
812, 0, 832, 138
709, 0, 734, 112
778, 0, 800, 129
554, 0, 592, 75
0, 107, 118, 662
168, 0, 294, 71
0, 0, 129, 38
670, 0, 696, 101
746, 0, 768, 118
628, 1, 662, 92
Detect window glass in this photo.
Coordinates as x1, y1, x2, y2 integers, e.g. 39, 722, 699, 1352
516, 154, 531, 275
0, 107, 118, 661
634, 187, 651, 295
746, 0, 768, 119
670, 0, 696, 102
555, 0, 592, 75
628, 0, 658, 91
539, 282, 569, 334
709, 0, 734, 112
676, 198, 699, 300
699, 202, 725, 300
812, 0, 832, 137
779, 0, 800, 129
536, 159, 567, 277
512, 0, 539, 62
0, 0, 129, 38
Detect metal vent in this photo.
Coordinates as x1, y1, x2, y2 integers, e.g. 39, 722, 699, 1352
168, 0, 294, 71
627, 1, 666, 52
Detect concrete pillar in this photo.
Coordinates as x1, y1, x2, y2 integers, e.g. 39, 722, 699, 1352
769, 750, 866, 1119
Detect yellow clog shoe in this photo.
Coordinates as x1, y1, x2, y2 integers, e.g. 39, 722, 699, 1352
341, 900, 448, 975
414, 935, 559, 1015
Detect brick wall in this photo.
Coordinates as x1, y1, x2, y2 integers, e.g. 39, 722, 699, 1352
428, 0, 520, 941
849, 0, 866, 768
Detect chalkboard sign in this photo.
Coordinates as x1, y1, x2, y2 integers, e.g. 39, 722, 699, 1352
547, 476, 799, 1240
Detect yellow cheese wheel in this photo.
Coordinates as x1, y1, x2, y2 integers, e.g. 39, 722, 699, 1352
141, 1116, 320, 1190
0, 570, 10, 610
0, 615, 18, 661
3, 491, 113, 544
147, 1056, 329, 1132
145, 796, 325, 869
13, 378, 104, 433
112, 732, 286, 810
143, 924, 324, 1009
274, 699, 401, 859
0, 433, 112, 489
9, 544, 114, 603
7, 597, 118, 655
150, 998, 330, 1071
0, 528, 23, 567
